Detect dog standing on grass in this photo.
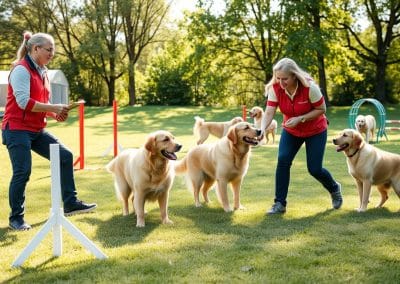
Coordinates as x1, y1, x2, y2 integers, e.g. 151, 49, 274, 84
175, 122, 261, 212
248, 106, 277, 145
333, 129, 400, 212
106, 130, 182, 227
355, 114, 376, 143
193, 115, 243, 145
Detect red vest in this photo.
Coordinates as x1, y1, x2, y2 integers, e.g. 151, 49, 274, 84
2, 57, 50, 132
268, 83, 328, 137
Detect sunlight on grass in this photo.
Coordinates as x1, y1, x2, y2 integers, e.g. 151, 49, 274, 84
2, 106, 400, 282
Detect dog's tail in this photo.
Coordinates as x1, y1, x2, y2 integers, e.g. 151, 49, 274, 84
193, 116, 204, 136
174, 156, 187, 175
105, 157, 117, 173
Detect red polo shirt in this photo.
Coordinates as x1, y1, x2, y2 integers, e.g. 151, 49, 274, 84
267, 82, 328, 137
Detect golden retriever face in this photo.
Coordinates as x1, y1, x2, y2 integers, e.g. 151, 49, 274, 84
227, 122, 261, 147
249, 106, 263, 120
355, 114, 376, 143
145, 130, 182, 159
332, 129, 363, 154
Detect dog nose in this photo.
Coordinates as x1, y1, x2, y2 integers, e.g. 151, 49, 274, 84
256, 129, 262, 136
333, 139, 337, 144
175, 144, 182, 152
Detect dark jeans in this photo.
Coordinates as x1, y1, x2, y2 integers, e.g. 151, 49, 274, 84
274, 129, 339, 207
2, 127, 77, 222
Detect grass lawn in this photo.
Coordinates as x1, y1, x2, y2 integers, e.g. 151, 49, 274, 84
1, 104, 400, 283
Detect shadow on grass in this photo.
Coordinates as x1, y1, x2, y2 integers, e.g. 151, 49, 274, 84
5, 206, 400, 283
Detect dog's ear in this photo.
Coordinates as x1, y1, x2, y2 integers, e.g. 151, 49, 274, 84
353, 131, 363, 147
145, 136, 156, 154
227, 126, 237, 144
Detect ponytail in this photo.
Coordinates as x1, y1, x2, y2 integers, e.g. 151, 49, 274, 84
12, 31, 32, 66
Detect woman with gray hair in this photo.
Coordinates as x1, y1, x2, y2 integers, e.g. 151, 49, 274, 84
2, 31, 96, 231
261, 57, 342, 214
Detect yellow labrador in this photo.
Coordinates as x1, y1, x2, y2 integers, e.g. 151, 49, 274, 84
106, 130, 182, 227
193, 115, 243, 145
175, 122, 260, 212
333, 129, 400, 212
249, 106, 277, 144
355, 114, 376, 143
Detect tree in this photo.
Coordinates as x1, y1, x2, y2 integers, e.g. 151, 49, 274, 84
282, 0, 333, 104
44, 0, 93, 103
119, 0, 171, 105
334, 0, 400, 102
80, 0, 125, 106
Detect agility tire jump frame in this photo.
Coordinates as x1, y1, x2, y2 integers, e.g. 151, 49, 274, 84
348, 98, 387, 143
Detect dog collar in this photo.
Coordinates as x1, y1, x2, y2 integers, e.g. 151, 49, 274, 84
347, 148, 360, 158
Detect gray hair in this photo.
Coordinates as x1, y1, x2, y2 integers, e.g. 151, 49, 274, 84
13, 31, 54, 65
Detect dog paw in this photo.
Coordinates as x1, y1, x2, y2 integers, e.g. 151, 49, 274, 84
234, 204, 246, 210
224, 207, 233, 212
162, 218, 174, 225
195, 202, 203, 208
355, 208, 366, 213
136, 223, 145, 227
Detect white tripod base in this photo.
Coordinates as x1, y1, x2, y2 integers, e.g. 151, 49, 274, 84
12, 144, 107, 268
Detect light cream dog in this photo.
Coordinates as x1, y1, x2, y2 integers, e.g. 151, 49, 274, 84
106, 130, 182, 227
333, 129, 400, 212
175, 122, 261, 212
248, 106, 277, 144
193, 115, 243, 145
355, 114, 376, 143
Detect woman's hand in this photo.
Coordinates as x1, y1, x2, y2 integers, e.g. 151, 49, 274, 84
55, 112, 68, 122
285, 116, 303, 128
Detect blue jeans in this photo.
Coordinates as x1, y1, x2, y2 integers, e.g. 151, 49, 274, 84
274, 129, 339, 207
2, 127, 78, 222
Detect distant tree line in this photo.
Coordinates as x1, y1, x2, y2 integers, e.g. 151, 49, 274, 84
0, 0, 399, 106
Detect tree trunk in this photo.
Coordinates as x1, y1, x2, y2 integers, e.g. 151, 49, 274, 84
375, 58, 387, 102
108, 77, 115, 106
317, 53, 329, 106
128, 61, 136, 105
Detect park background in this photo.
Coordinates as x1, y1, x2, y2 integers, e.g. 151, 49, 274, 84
1, 105, 400, 282
0, 0, 399, 108
1, 0, 400, 282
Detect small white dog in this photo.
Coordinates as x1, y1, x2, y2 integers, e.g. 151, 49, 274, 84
248, 106, 277, 144
355, 114, 376, 143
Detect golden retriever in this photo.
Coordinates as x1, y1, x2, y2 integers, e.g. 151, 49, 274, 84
355, 114, 376, 143
333, 129, 400, 212
106, 130, 182, 227
175, 122, 261, 212
249, 106, 278, 144
193, 115, 244, 145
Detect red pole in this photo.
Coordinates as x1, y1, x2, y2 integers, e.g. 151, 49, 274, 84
113, 100, 118, 157
73, 103, 85, 170
242, 105, 247, 121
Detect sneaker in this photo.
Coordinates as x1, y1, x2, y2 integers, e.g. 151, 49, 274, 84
9, 219, 32, 231
266, 202, 286, 214
331, 183, 343, 209
64, 200, 97, 216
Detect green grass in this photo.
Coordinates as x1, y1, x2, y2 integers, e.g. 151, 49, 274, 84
1, 105, 400, 283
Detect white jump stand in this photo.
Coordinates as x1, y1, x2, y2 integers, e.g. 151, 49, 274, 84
12, 144, 107, 267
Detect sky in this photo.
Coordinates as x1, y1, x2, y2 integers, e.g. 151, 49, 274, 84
169, 0, 225, 20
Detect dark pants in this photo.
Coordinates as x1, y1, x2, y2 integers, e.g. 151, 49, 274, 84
274, 129, 339, 206
2, 127, 77, 222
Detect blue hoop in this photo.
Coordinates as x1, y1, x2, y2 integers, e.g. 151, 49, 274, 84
348, 98, 387, 143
